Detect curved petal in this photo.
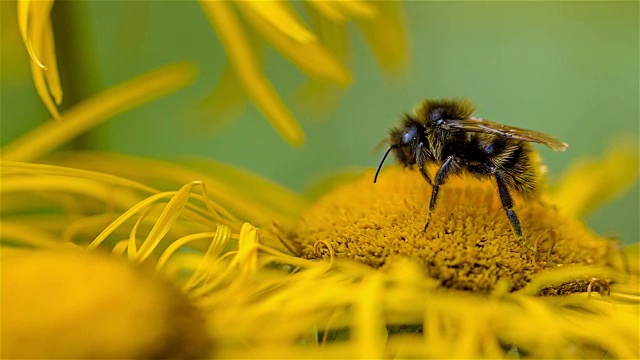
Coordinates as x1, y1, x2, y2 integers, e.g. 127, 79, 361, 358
16, 0, 47, 69
17, 0, 63, 119
357, 1, 409, 74
306, 0, 376, 24
196, 61, 249, 133
1, 62, 196, 162
237, 1, 352, 86
550, 137, 639, 218
200, 0, 304, 147
294, 8, 350, 118
240, 1, 315, 43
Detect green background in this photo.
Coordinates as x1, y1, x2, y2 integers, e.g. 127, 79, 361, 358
2, 1, 638, 243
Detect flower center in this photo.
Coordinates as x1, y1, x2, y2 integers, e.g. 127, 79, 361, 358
287, 166, 617, 292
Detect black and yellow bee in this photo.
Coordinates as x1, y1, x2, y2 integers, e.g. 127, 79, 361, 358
374, 99, 568, 253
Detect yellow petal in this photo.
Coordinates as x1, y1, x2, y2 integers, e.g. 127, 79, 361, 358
306, 0, 376, 24
237, 1, 352, 86
184, 158, 309, 219
550, 137, 639, 218
240, 1, 316, 43
16, 0, 48, 69
357, 1, 409, 74
28, 55, 61, 119
0, 161, 158, 194
352, 274, 386, 358
181, 225, 231, 288
41, 18, 62, 104
332, 0, 377, 19
17, 0, 63, 119
86, 186, 221, 252
197, 62, 249, 133
46, 152, 308, 226
199, 0, 304, 147
306, 0, 347, 23
154, 232, 216, 272
293, 8, 350, 119
1, 62, 196, 162
0, 222, 61, 248
236, 222, 259, 275
136, 181, 204, 263
0, 175, 143, 210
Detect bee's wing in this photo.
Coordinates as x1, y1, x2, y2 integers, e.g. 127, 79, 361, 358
443, 118, 568, 151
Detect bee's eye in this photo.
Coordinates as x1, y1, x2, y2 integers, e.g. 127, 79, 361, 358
402, 126, 417, 145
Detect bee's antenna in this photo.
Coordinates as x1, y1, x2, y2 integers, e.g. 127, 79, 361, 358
374, 146, 395, 183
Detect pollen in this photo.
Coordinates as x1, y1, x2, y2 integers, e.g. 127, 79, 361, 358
288, 166, 618, 292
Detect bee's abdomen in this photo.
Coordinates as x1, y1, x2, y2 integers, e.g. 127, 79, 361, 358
499, 143, 541, 196
462, 135, 541, 196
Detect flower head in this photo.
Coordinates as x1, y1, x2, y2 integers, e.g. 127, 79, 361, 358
285, 165, 623, 293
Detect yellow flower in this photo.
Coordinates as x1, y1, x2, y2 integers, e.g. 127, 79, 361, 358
18, 0, 408, 147
2, 133, 638, 358
4, 3, 638, 358
283, 165, 623, 293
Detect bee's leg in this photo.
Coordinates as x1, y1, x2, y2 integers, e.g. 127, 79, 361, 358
494, 172, 540, 256
416, 143, 433, 186
423, 156, 456, 231
418, 166, 434, 186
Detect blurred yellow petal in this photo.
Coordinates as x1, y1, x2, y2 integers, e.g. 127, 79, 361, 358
0, 222, 61, 248
306, 0, 376, 24
28, 55, 61, 119
184, 158, 310, 220
196, 1, 407, 144
17, 0, 62, 119
197, 62, 249, 133
1, 248, 212, 359
551, 137, 639, 218
1, 62, 196, 162
240, 1, 316, 43
0, 161, 157, 194
357, 1, 409, 73
308, 7, 350, 67
352, 274, 386, 358
41, 19, 62, 103
46, 152, 308, 226
200, 1, 304, 147
1, 175, 142, 210
306, 0, 348, 23
237, 1, 352, 86
293, 9, 350, 119
16, 0, 48, 69
336, 0, 377, 18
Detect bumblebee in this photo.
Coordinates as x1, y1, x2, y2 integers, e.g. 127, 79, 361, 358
374, 99, 568, 253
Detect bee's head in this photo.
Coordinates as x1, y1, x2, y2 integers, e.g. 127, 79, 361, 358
390, 120, 419, 166
374, 117, 422, 183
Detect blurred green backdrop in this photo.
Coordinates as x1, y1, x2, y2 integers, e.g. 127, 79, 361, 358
2, 1, 638, 243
